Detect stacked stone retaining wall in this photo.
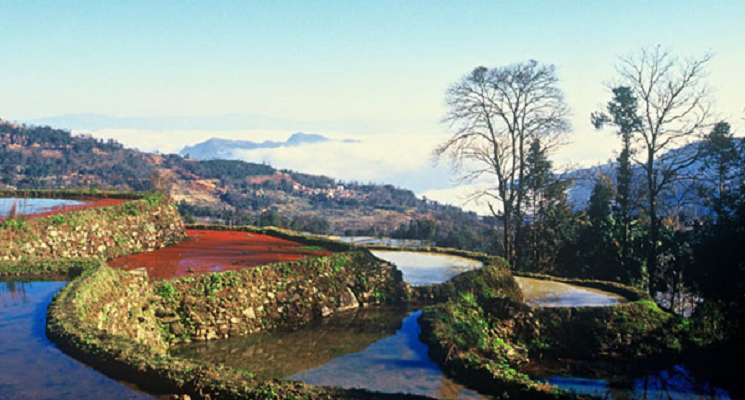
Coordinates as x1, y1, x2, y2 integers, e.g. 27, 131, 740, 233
0, 195, 185, 261
153, 250, 408, 343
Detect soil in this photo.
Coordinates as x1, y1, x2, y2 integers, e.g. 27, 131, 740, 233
108, 229, 333, 280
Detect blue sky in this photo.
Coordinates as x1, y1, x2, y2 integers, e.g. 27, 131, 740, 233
1, 1, 743, 212
3, 1, 743, 122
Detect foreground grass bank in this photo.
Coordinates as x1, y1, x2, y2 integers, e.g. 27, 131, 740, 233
418, 263, 697, 399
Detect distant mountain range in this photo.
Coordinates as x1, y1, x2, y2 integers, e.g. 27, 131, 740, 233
565, 139, 744, 217
179, 133, 359, 160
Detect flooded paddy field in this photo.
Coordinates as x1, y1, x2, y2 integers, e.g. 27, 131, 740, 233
172, 251, 493, 398
515, 276, 627, 308
108, 229, 332, 280
174, 306, 489, 399
0, 197, 128, 222
513, 277, 730, 399
0, 280, 151, 399
524, 358, 730, 399
370, 250, 484, 286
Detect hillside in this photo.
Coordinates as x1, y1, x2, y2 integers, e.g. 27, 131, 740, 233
565, 139, 745, 218
0, 119, 499, 251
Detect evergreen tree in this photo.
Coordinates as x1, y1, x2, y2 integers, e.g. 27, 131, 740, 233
522, 139, 578, 272
576, 178, 621, 281
686, 122, 745, 317
700, 122, 740, 221
524, 139, 553, 270
592, 86, 642, 282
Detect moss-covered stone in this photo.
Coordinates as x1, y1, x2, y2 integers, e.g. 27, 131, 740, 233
1, 192, 185, 261
514, 298, 686, 360
41, 261, 432, 399
152, 250, 407, 344
417, 264, 581, 399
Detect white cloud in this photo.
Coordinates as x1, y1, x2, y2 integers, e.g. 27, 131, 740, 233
230, 132, 447, 183
420, 184, 495, 215
553, 129, 622, 169
78, 126, 626, 216
73, 128, 301, 155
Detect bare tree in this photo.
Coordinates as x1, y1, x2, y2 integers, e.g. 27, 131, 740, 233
435, 61, 570, 267
595, 46, 714, 294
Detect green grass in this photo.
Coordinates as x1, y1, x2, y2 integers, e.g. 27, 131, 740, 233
299, 245, 326, 252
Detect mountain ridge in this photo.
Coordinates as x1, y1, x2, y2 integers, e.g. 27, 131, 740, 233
179, 132, 360, 160
565, 138, 745, 217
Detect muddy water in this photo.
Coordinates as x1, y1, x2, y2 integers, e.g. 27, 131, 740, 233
108, 229, 332, 280
173, 307, 489, 399
514, 277, 627, 307
0, 197, 128, 221
370, 250, 484, 286
0, 280, 151, 399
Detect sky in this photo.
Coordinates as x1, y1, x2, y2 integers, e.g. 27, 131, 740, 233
1, 1, 743, 213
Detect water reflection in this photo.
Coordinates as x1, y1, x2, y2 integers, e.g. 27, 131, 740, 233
0, 198, 87, 218
530, 361, 729, 399
173, 307, 488, 399
370, 250, 484, 286
173, 307, 408, 379
514, 277, 627, 308
0, 280, 151, 399
1, 281, 30, 307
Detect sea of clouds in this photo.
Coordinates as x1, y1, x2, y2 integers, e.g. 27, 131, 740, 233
75, 126, 621, 215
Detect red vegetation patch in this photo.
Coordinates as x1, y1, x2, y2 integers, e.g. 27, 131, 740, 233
0, 198, 129, 222
108, 229, 333, 280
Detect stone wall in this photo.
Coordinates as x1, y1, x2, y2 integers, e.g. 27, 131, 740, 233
503, 274, 683, 360
514, 299, 685, 359
13, 256, 424, 399
0, 196, 185, 261
0, 195, 433, 398
153, 250, 407, 343
50, 261, 168, 353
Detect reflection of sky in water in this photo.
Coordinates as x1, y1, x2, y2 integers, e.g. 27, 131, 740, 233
544, 364, 730, 399
0, 281, 149, 399
174, 308, 488, 399
172, 307, 409, 379
514, 277, 627, 307
370, 251, 484, 286
289, 311, 487, 399
0, 198, 87, 217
